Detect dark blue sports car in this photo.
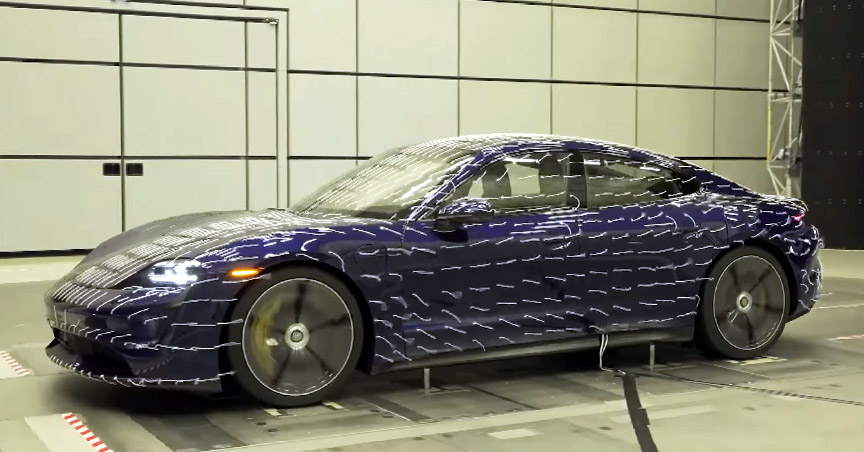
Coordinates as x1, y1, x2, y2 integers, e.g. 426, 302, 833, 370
45, 134, 823, 406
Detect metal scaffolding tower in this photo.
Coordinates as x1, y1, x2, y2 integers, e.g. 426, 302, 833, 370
767, 0, 804, 197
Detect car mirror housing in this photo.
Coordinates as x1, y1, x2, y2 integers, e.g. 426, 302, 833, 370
435, 198, 494, 232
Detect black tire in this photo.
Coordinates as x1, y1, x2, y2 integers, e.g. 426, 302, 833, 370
697, 246, 790, 360
226, 266, 363, 407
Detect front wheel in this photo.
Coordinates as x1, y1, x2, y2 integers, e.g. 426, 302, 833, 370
226, 266, 363, 407
697, 246, 790, 360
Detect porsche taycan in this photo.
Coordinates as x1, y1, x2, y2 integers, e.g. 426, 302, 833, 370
45, 134, 823, 406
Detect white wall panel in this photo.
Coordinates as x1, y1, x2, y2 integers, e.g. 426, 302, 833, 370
289, 74, 356, 157
716, 20, 770, 89
639, 0, 714, 14
714, 160, 773, 194
715, 91, 767, 158
249, 160, 278, 210
0, 8, 118, 61
552, 84, 636, 145
248, 0, 356, 71
358, 77, 457, 157
637, 87, 714, 158
359, 0, 458, 76
553, 8, 637, 83
0, 160, 121, 252
124, 160, 247, 228
123, 67, 246, 156
122, 16, 244, 67
289, 160, 357, 206
460, 0, 551, 80
460, 81, 551, 135
247, 22, 277, 69
248, 72, 278, 156
638, 14, 715, 86
553, 0, 636, 8
0, 63, 120, 156
717, 0, 773, 20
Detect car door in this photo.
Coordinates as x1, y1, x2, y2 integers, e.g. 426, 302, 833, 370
575, 151, 727, 333
393, 150, 584, 358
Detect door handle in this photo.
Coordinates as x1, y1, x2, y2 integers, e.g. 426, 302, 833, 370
126, 163, 144, 176
102, 163, 121, 176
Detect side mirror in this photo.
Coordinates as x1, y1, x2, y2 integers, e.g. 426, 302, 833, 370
435, 198, 494, 232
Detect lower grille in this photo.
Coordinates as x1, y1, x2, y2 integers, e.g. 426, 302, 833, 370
53, 329, 134, 376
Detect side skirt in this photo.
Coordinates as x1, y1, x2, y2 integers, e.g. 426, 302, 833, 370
372, 328, 692, 374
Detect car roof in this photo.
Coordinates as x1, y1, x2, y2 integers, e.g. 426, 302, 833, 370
413, 133, 653, 161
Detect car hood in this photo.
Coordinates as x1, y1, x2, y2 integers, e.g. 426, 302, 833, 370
66, 209, 374, 289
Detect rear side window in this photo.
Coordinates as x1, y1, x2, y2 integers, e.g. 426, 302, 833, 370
580, 152, 698, 208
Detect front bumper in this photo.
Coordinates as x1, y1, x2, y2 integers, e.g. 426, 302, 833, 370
45, 279, 241, 391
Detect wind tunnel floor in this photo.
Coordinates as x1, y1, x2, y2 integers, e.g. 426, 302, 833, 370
0, 260, 863, 452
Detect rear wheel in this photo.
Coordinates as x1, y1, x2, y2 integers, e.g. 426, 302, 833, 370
226, 267, 363, 407
697, 246, 790, 360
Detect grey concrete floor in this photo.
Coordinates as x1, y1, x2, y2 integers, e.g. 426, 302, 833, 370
0, 257, 863, 451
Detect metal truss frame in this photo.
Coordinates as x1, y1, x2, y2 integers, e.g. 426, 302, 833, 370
767, 0, 804, 197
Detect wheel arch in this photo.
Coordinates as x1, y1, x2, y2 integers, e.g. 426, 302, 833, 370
218, 258, 377, 379
694, 238, 796, 356
699, 238, 798, 319
737, 239, 798, 308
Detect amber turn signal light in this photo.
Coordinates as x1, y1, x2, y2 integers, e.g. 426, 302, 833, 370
228, 268, 262, 278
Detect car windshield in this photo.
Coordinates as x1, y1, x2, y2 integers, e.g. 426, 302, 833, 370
292, 143, 476, 219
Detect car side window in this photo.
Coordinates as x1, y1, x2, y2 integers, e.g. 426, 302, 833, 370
581, 152, 696, 208
448, 151, 574, 214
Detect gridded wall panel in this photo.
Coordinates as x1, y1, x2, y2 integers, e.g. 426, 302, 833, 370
358, 0, 458, 76
124, 160, 247, 228
358, 77, 458, 157
289, 160, 357, 205
715, 160, 774, 195
554, 0, 636, 8
123, 67, 247, 157
714, 90, 767, 158
717, 0, 784, 21
637, 87, 714, 158
248, 72, 278, 157
460, 81, 551, 135
552, 8, 637, 84
460, 0, 551, 80
0, 63, 120, 156
288, 74, 357, 157
715, 20, 770, 89
552, 84, 636, 146
250, 0, 355, 71
247, 22, 277, 69
122, 15, 245, 67
638, 14, 715, 86
249, 160, 279, 211
0, 160, 122, 252
0, 3, 285, 252
0, 7, 118, 61
640, 0, 715, 14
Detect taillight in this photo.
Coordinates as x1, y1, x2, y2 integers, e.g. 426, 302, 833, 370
791, 212, 805, 223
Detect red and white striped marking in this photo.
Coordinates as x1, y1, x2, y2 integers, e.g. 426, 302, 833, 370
829, 333, 864, 342
62, 413, 113, 452
0, 350, 30, 376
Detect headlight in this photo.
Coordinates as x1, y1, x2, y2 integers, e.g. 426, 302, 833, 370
146, 260, 203, 286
